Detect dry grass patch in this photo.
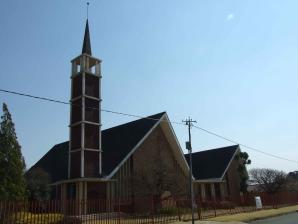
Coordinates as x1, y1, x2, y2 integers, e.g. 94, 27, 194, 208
12, 212, 64, 224
207, 205, 298, 222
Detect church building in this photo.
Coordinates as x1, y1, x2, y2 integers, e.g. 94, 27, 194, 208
30, 20, 189, 208
29, 19, 246, 213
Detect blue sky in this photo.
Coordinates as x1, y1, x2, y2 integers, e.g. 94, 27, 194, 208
0, 0, 298, 172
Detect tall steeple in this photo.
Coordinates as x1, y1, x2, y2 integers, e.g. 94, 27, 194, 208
82, 20, 92, 55
69, 19, 102, 180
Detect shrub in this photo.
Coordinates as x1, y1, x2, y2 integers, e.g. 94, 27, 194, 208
157, 207, 178, 215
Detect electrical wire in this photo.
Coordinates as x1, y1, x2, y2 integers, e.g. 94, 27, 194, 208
0, 88, 297, 164
192, 125, 298, 164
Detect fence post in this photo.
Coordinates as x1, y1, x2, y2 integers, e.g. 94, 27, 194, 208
197, 197, 202, 220
213, 200, 217, 217
176, 197, 181, 221
151, 195, 155, 224
229, 196, 232, 214
0, 201, 2, 223
118, 198, 121, 224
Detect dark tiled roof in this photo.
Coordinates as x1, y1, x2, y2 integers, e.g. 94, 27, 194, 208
185, 145, 239, 180
29, 141, 69, 183
29, 112, 165, 183
101, 112, 165, 175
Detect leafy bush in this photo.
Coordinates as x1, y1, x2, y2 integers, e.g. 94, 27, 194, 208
157, 207, 178, 215
56, 216, 82, 224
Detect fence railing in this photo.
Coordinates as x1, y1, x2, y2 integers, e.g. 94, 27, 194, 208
0, 191, 297, 224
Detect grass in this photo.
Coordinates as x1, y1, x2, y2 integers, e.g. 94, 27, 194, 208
11, 212, 64, 224
206, 205, 298, 222
8, 205, 298, 223
82, 219, 147, 224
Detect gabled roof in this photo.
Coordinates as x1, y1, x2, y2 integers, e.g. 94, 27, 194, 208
185, 145, 239, 181
101, 112, 165, 175
29, 112, 166, 183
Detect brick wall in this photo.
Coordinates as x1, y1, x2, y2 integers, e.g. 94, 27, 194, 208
132, 125, 188, 198
225, 152, 241, 200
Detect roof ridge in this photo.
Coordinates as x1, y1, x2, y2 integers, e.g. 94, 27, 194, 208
187, 144, 239, 156
102, 111, 166, 132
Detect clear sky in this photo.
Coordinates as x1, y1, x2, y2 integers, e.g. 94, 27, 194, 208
0, 0, 298, 173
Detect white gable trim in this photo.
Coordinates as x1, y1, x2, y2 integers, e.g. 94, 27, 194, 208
106, 114, 164, 179
220, 145, 241, 180
161, 113, 191, 177
194, 178, 223, 183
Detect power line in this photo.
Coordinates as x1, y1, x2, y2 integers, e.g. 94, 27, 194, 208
0, 88, 297, 164
192, 125, 298, 164
0, 89, 69, 105
0, 89, 183, 124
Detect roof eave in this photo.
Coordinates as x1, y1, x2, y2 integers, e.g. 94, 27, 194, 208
194, 178, 224, 183
50, 177, 116, 186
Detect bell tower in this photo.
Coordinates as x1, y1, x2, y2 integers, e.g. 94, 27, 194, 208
68, 19, 102, 179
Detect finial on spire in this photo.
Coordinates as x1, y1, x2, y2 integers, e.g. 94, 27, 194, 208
82, 2, 92, 55
87, 2, 90, 19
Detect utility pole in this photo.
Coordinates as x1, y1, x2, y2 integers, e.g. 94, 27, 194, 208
183, 117, 196, 224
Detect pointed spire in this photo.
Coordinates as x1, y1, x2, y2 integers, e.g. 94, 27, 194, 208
82, 19, 92, 55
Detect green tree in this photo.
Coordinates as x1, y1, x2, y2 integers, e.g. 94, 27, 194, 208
0, 103, 26, 200
235, 151, 251, 193
286, 171, 298, 191
25, 168, 51, 201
